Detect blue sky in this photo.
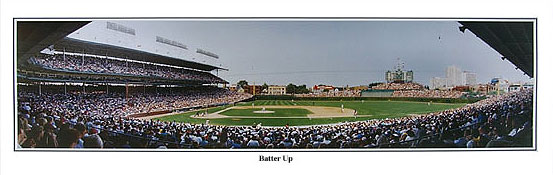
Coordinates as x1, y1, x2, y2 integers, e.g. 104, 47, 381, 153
69, 20, 533, 87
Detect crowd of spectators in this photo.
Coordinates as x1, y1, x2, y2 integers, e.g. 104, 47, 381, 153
30, 54, 226, 83
295, 90, 361, 97
372, 82, 424, 90
19, 87, 252, 118
392, 90, 464, 98
370, 83, 464, 98
17, 85, 532, 149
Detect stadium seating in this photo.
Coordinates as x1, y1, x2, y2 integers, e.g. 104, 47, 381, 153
29, 53, 226, 83
295, 90, 361, 97
17, 86, 532, 149
392, 90, 464, 98
373, 82, 424, 90
371, 83, 464, 98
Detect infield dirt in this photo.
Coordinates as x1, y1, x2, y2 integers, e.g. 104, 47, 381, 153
193, 105, 357, 119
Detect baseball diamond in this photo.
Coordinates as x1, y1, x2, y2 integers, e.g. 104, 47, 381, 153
154, 100, 466, 126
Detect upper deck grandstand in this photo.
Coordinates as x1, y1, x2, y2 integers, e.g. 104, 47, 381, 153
17, 21, 250, 116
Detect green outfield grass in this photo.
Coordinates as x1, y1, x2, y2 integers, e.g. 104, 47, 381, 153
157, 105, 228, 123
219, 108, 313, 117
155, 100, 466, 126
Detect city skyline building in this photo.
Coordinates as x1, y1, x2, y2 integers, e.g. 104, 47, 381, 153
446, 65, 463, 87
432, 65, 478, 88
463, 71, 477, 86
430, 77, 448, 89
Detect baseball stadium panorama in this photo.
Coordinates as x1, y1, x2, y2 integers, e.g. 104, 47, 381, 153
15, 20, 534, 150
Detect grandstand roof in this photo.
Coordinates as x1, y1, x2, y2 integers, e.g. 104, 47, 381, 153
53, 37, 227, 71
17, 21, 90, 62
459, 21, 534, 78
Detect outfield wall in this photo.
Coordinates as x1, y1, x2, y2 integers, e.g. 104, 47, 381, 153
254, 95, 483, 103
360, 89, 394, 97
